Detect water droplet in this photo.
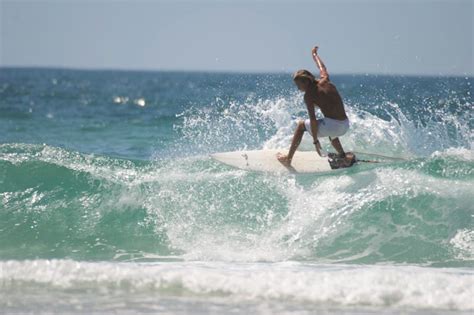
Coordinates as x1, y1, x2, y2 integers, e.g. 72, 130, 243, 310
135, 98, 146, 107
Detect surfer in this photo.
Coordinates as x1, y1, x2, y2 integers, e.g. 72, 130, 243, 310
277, 46, 354, 168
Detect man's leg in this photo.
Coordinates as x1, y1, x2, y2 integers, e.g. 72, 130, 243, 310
329, 137, 345, 157
277, 120, 306, 166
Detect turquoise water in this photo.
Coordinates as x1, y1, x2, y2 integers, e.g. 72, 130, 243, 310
0, 67, 473, 314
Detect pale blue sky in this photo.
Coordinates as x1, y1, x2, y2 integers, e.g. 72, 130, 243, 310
1, 0, 472, 75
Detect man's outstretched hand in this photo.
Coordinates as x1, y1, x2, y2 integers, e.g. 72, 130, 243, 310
312, 46, 319, 56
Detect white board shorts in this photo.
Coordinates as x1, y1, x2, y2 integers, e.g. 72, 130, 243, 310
304, 117, 350, 138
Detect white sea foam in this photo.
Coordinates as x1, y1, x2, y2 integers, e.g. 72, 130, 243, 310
450, 229, 474, 260
155, 164, 473, 263
432, 147, 474, 161
0, 260, 472, 312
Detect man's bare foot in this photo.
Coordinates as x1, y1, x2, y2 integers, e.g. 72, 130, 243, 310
276, 152, 292, 167
343, 152, 356, 167
338, 153, 355, 167
328, 152, 356, 169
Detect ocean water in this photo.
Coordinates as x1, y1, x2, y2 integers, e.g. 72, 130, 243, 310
0, 67, 473, 314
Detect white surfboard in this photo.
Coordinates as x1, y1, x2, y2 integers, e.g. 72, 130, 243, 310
210, 149, 333, 173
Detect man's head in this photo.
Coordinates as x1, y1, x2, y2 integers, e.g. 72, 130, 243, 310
293, 69, 316, 92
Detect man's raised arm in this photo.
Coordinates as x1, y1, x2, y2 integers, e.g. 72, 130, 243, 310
311, 46, 329, 82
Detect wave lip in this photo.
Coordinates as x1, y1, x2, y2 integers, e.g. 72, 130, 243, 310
1, 260, 472, 312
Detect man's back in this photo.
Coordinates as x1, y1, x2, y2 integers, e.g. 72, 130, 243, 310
305, 80, 348, 121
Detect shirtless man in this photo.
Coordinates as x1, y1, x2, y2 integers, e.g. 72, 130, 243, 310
277, 46, 353, 167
